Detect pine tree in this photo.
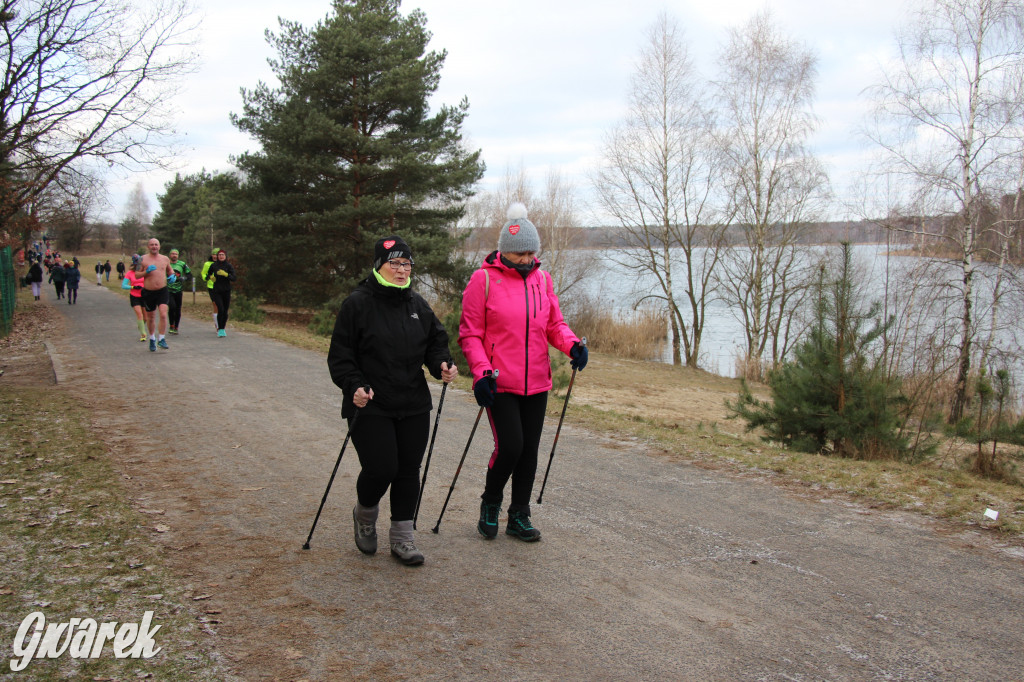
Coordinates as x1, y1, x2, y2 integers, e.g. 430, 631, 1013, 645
152, 171, 241, 264
230, 0, 484, 307
152, 174, 195, 248
729, 243, 912, 460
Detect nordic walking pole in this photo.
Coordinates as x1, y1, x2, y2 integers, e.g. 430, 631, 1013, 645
414, 361, 452, 529
302, 388, 368, 550
432, 370, 496, 534
537, 337, 587, 504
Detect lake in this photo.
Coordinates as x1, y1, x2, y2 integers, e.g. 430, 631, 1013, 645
570, 243, 1024, 380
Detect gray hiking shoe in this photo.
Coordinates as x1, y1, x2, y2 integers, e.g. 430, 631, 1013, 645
389, 520, 424, 566
352, 504, 378, 555
389, 541, 425, 566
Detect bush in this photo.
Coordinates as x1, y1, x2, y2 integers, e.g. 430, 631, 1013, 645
309, 307, 337, 337
728, 243, 913, 461
231, 294, 265, 324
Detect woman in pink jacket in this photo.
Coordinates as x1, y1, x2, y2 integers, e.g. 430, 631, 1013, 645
124, 255, 148, 342
459, 203, 588, 542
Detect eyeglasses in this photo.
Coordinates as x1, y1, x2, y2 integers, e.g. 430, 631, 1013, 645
387, 259, 414, 271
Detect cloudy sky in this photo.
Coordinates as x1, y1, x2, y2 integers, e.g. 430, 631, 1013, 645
102, 0, 915, 224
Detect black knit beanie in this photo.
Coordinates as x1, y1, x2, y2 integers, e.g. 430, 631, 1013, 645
373, 236, 413, 271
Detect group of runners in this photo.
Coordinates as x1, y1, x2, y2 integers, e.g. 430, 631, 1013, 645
327, 204, 589, 566
122, 239, 237, 350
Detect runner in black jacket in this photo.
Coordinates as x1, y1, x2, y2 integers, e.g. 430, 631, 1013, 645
327, 235, 457, 566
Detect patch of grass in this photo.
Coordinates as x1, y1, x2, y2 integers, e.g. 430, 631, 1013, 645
0, 390, 226, 679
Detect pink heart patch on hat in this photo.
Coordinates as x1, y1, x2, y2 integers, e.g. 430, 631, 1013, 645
508, 224, 520, 236
383, 239, 396, 249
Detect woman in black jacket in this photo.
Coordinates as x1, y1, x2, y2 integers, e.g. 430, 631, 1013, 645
64, 262, 81, 304
48, 262, 66, 300
27, 261, 43, 300
208, 249, 237, 337
327, 235, 457, 566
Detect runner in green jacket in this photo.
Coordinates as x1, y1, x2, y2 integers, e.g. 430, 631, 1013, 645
168, 249, 192, 334
201, 247, 219, 330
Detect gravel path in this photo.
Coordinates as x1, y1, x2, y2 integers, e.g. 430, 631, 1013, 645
48, 283, 1024, 680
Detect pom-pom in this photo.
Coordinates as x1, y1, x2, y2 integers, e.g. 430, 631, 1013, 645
506, 202, 528, 221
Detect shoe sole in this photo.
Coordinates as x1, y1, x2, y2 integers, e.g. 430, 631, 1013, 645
390, 550, 425, 566
505, 529, 542, 542
477, 524, 498, 539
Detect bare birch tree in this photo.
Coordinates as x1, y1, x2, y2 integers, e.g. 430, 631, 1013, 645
119, 181, 150, 251
593, 12, 725, 368
0, 0, 199, 232
865, 0, 1024, 422
713, 11, 829, 378
35, 168, 104, 251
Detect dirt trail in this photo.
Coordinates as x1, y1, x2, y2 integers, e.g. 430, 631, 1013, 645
42, 284, 1024, 680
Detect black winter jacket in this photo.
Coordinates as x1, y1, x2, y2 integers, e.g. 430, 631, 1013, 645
328, 276, 450, 420
210, 261, 236, 293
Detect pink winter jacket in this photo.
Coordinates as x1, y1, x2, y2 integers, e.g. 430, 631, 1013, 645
459, 252, 579, 396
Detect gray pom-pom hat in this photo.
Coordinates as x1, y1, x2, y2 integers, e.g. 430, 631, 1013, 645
497, 203, 541, 254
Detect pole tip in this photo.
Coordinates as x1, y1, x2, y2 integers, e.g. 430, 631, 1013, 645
431, 526, 440, 534
301, 543, 310, 550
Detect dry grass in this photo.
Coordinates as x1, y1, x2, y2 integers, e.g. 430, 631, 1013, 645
566, 303, 666, 361
0, 293, 226, 678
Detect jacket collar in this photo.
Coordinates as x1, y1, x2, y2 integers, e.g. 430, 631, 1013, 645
364, 274, 411, 301
483, 250, 542, 277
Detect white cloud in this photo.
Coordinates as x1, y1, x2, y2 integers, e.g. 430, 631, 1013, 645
102, 0, 919, 224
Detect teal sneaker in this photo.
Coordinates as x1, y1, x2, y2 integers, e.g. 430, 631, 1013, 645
148, 339, 156, 352
478, 501, 501, 539
157, 338, 169, 349
506, 510, 541, 542
217, 329, 226, 338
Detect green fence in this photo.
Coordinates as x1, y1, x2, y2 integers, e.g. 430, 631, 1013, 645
0, 246, 15, 338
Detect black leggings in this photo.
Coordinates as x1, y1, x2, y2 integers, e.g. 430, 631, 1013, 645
350, 412, 430, 521
52, 282, 65, 298
168, 290, 183, 328
483, 392, 548, 512
211, 290, 231, 330
66, 285, 77, 303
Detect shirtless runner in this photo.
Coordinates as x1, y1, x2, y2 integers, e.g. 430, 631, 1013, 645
140, 238, 176, 351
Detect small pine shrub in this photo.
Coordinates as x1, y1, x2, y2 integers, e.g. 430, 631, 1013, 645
231, 294, 265, 324
309, 307, 337, 337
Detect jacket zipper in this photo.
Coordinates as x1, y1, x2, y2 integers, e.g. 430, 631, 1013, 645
523, 277, 530, 395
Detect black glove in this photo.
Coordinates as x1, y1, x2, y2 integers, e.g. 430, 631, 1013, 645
570, 341, 589, 371
473, 372, 497, 408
